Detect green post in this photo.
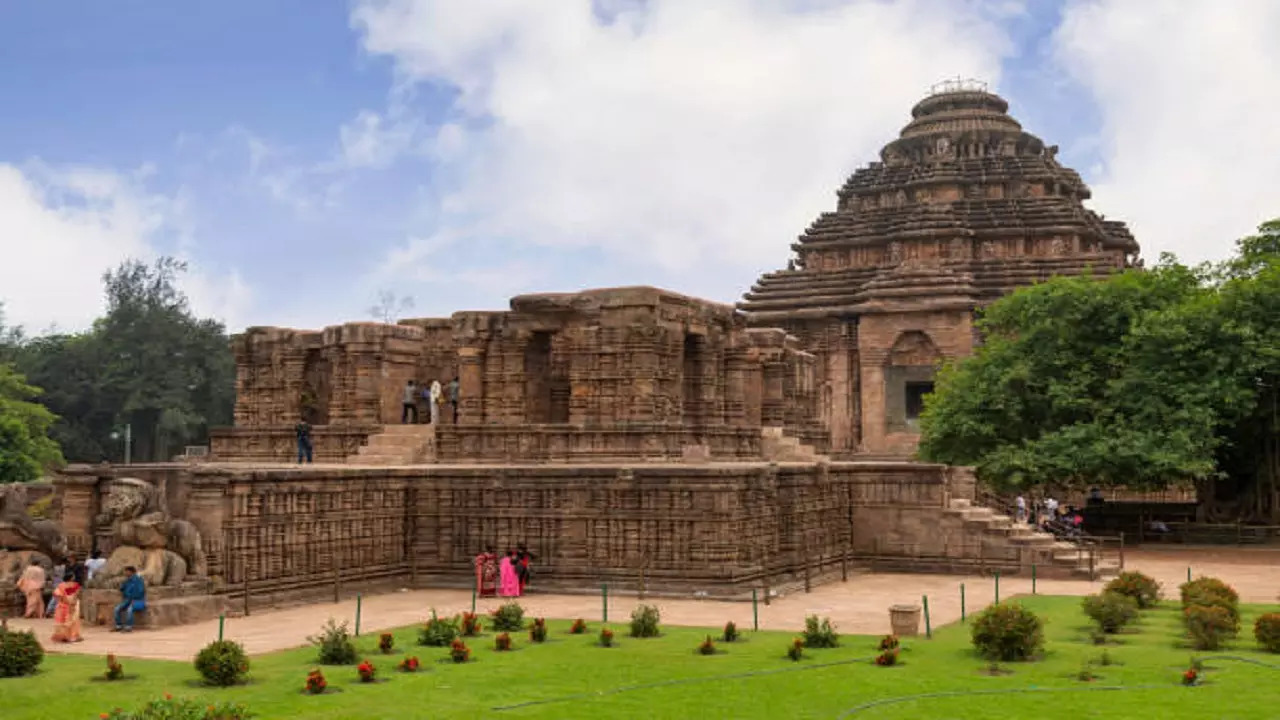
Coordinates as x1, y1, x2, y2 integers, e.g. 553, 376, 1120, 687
1032, 564, 1037, 595
994, 572, 1000, 604
602, 583, 609, 623
218, 614, 224, 642
752, 589, 759, 632
355, 593, 362, 637
960, 583, 966, 623
922, 595, 932, 639
1187, 566, 1192, 583
471, 584, 477, 614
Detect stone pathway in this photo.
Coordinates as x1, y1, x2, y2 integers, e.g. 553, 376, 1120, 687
9, 547, 1278, 662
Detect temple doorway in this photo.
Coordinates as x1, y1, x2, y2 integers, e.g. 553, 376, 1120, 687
524, 331, 570, 424
884, 331, 942, 433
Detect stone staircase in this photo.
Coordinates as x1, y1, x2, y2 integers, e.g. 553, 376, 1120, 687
943, 498, 1120, 579
346, 425, 437, 465
761, 427, 828, 462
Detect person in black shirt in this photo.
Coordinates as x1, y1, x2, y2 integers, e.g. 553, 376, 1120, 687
295, 419, 313, 464
65, 552, 87, 585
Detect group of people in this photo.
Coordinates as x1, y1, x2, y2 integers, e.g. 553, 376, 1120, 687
474, 546, 535, 598
12, 553, 148, 642
1014, 492, 1093, 538
401, 377, 460, 425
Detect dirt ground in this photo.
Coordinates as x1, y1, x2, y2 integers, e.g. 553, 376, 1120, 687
10, 546, 1278, 661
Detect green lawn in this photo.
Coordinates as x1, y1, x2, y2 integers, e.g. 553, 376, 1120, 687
3, 596, 1280, 719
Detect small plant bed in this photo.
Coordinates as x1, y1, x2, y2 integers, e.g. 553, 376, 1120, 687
459, 612, 482, 638
569, 618, 589, 635
308, 619, 357, 666
490, 602, 525, 632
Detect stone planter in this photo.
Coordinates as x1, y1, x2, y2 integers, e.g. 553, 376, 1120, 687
889, 604, 922, 637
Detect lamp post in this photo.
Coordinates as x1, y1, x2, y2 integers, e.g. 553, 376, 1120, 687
110, 424, 133, 465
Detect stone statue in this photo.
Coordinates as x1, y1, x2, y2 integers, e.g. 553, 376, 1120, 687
888, 242, 904, 264
1049, 237, 1067, 256
89, 477, 208, 588
981, 240, 997, 258
0, 484, 68, 594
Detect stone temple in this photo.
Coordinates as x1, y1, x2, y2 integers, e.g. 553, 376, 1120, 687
48, 83, 1135, 619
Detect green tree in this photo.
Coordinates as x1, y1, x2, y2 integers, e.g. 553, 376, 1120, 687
0, 363, 63, 483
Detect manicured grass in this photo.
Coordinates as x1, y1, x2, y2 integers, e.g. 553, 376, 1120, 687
3, 597, 1280, 719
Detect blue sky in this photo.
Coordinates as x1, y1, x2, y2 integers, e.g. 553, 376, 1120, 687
2, 1, 1276, 334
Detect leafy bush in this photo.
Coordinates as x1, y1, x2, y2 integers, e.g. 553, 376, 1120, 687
449, 639, 471, 663
599, 628, 615, 647
105, 653, 124, 680
698, 635, 716, 655
722, 621, 739, 643
802, 615, 839, 648
1254, 613, 1280, 653
0, 627, 44, 677
102, 696, 254, 719
786, 638, 804, 662
874, 648, 900, 667
356, 659, 376, 683
570, 618, 588, 634
1185, 604, 1235, 650
529, 618, 547, 643
304, 669, 327, 695
419, 611, 459, 647
397, 656, 420, 672
1104, 571, 1163, 609
378, 633, 394, 654
459, 612, 482, 637
878, 634, 900, 651
970, 602, 1045, 662
630, 605, 661, 638
1082, 592, 1139, 634
194, 640, 250, 687
490, 602, 525, 632
495, 632, 513, 651
308, 619, 357, 665
1180, 577, 1240, 626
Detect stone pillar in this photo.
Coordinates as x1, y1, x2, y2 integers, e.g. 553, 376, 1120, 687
762, 356, 786, 427
53, 472, 100, 556
186, 471, 230, 581
722, 349, 749, 426
457, 346, 486, 424
279, 348, 307, 424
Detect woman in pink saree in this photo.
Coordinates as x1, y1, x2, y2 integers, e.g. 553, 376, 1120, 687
50, 573, 83, 643
15, 561, 46, 618
498, 550, 521, 597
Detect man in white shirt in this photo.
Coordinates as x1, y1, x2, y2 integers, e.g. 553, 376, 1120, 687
85, 549, 107, 581
1015, 495, 1027, 523
1044, 497, 1059, 522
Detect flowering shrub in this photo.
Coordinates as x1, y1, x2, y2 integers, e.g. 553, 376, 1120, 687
1082, 592, 1139, 634
698, 635, 716, 656
419, 611, 459, 647
378, 633, 395, 654
100, 696, 253, 719
1185, 604, 1235, 650
449, 639, 471, 664
308, 619, 357, 665
1180, 577, 1240, 630
460, 612, 482, 637
874, 648, 899, 667
495, 632, 513, 651
490, 602, 525, 632
304, 669, 327, 695
529, 618, 547, 643
722, 622, 739, 643
1254, 613, 1280, 653
1182, 667, 1199, 686
970, 602, 1044, 662
105, 654, 124, 681
786, 638, 804, 662
629, 605, 661, 638
0, 627, 43, 677
599, 628, 615, 648
878, 634, 900, 651
194, 640, 250, 687
802, 615, 839, 648
356, 659, 376, 683
570, 618, 588, 634
397, 656, 420, 673
1104, 571, 1163, 609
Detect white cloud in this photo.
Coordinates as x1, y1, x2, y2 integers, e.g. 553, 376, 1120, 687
1054, 0, 1280, 263
0, 161, 251, 333
349, 0, 1015, 282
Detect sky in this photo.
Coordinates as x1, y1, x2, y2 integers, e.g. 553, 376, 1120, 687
1, 0, 1278, 335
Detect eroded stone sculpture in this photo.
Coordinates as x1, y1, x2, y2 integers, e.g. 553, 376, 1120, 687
89, 477, 208, 588
0, 484, 68, 593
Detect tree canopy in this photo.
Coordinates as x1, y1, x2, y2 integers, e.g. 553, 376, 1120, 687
0, 362, 64, 483
919, 219, 1280, 521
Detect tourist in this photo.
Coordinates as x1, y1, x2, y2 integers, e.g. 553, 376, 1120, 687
1088, 486, 1105, 505
429, 379, 443, 425
448, 376, 460, 423
474, 547, 498, 598
50, 572, 83, 643
66, 552, 87, 585
1043, 496, 1059, 521
15, 560, 45, 619
112, 565, 147, 632
402, 380, 418, 424
1014, 494, 1027, 524
516, 544, 535, 594
295, 417, 313, 464
498, 550, 521, 598
85, 549, 107, 582
45, 559, 64, 616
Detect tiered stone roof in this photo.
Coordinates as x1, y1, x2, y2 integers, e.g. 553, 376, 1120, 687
740, 85, 1138, 323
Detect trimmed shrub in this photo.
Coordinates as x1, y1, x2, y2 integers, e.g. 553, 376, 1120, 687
802, 615, 839, 648
419, 611, 459, 647
378, 633, 394, 654
1180, 577, 1240, 627
878, 634, 900, 651
356, 659, 376, 683
102, 696, 254, 719
970, 602, 1045, 662
698, 635, 716, 655
722, 621, 739, 643
629, 605, 661, 638
490, 602, 525, 632
194, 640, 250, 687
1082, 591, 1139, 634
1254, 613, 1280, 653
599, 628, 615, 647
1104, 571, 1163, 609
569, 618, 588, 634
105, 654, 124, 681
529, 618, 548, 643
494, 632, 513, 651
786, 638, 804, 662
308, 619, 357, 665
304, 669, 327, 694
449, 639, 471, 663
0, 627, 43, 677
1185, 604, 1235, 650
874, 649, 900, 667
459, 612, 482, 637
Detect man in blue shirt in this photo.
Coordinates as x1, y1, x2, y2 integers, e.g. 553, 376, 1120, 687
113, 566, 146, 632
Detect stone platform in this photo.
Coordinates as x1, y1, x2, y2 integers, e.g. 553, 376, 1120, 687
82, 579, 229, 629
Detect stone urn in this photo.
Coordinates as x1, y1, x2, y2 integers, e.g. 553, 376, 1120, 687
889, 604, 922, 637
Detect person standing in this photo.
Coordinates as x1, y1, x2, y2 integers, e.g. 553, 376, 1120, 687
66, 552, 87, 585
447, 376, 460, 423
402, 380, 418, 424
1014, 495, 1027, 524
113, 566, 146, 632
45, 560, 64, 616
498, 550, 521, 598
50, 572, 83, 643
474, 547, 498, 598
295, 418, 313, 464
85, 549, 107, 582
429, 379, 443, 425
15, 560, 45, 619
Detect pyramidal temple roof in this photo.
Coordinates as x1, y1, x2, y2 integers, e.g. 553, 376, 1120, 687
739, 80, 1139, 323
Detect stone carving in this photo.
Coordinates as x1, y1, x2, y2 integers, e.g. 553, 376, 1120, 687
1049, 237, 1067, 256
888, 242, 904, 264
89, 477, 208, 588
0, 484, 68, 593
948, 238, 969, 259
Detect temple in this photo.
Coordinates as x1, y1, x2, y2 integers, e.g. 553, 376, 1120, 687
739, 80, 1137, 456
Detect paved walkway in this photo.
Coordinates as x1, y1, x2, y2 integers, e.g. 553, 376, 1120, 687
10, 547, 1279, 661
